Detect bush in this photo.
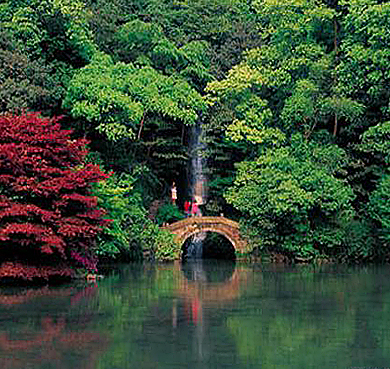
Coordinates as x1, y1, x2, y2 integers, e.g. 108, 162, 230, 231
93, 172, 179, 261
155, 203, 184, 226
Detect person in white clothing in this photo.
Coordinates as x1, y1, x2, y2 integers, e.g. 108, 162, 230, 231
171, 182, 177, 205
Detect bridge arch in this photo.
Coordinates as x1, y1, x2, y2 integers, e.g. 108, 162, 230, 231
180, 228, 236, 249
162, 216, 248, 254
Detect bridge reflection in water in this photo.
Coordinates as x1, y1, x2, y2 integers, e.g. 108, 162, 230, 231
172, 261, 248, 324
171, 260, 249, 361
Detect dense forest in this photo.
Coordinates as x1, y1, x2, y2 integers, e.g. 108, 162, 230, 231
0, 0, 389, 280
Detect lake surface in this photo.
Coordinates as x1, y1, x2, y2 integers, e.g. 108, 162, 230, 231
1, 261, 390, 369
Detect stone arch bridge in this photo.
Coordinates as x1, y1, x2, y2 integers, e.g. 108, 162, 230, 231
162, 216, 248, 253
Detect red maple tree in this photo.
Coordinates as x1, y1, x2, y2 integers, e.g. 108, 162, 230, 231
0, 112, 109, 281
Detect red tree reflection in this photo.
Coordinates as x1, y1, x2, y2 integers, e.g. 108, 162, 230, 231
0, 286, 107, 369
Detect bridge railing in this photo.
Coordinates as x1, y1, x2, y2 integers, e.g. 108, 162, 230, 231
162, 216, 240, 231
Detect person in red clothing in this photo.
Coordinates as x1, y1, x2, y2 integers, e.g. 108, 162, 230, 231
184, 200, 191, 218
191, 200, 200, 217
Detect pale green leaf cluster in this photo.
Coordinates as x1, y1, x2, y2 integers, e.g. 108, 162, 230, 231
225, 96, 285, 145
64, 52, 206, 140
206, 38, 361, 139
2, 0, 96, 60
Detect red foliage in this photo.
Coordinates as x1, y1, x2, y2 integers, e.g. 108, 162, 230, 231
0, 285, 106, 369
0, 262, 74, 280
0, 112, 109, 280
0, 284, 97, 307
0, 316, 107, 369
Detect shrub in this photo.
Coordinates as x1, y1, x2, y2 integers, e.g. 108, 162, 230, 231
93, 172, 179, 261
155, 203, 184, 226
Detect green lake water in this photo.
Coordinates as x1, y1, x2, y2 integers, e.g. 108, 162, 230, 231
1, 261, 390, 369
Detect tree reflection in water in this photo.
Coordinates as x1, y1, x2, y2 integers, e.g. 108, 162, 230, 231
2, 264, 390, 369
0, 286, 107, 369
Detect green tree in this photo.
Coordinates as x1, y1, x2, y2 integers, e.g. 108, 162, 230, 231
63, 52, 206, 141
336, 0, 390, 121
0, 30, 65, 115
203, 0, 390, 260
0, 0, 96, 115
225, 133, 355, 259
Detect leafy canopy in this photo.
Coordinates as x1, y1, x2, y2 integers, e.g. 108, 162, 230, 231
64, 52, 206, 141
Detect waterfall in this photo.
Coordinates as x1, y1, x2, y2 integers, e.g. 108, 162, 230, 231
190, 120, 207, 207
186, 119, 207, 259
186, 232, 206, 259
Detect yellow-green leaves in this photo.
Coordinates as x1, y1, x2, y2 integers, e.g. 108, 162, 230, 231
64, 52, 206, 141
206, 64, 265, 98
6, 0, 96, 60
226, 96, 286, 145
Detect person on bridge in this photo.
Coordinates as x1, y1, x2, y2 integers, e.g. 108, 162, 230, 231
191, 200, 200, 217
184, 200, 191, 217
171, 182, 177, 205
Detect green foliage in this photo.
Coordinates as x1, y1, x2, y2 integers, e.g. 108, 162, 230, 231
63, 52, 206, 141
341, 219, 376, 262
369, 174, 390, 246
154, 230, 181, 261
281, 80, 364, 136
1, 0, 390, 264
336, 0, 390, 113
155, 203, 185, 226
0, 0, 95, 115
0, 30, 67, 115
2, 0, 95, 62
93, 172, 138, 259
115, 19, 163, 62
205, 0, 364, 144
225, 133, 355, 258
203, 0, 388, 262
115, 20, 213, 86
359, 121, 390, 166
226, 96, 286, 145
93, 172, 177, 261
206, 39, 363, 140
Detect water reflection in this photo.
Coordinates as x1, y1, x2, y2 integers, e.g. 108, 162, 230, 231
176, 260, 242, 363
181, 259, 236, 283
2, 263, 390, 368
0, 286, 107, 369
176, 260, 240, 324
178, 260, 242, 311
